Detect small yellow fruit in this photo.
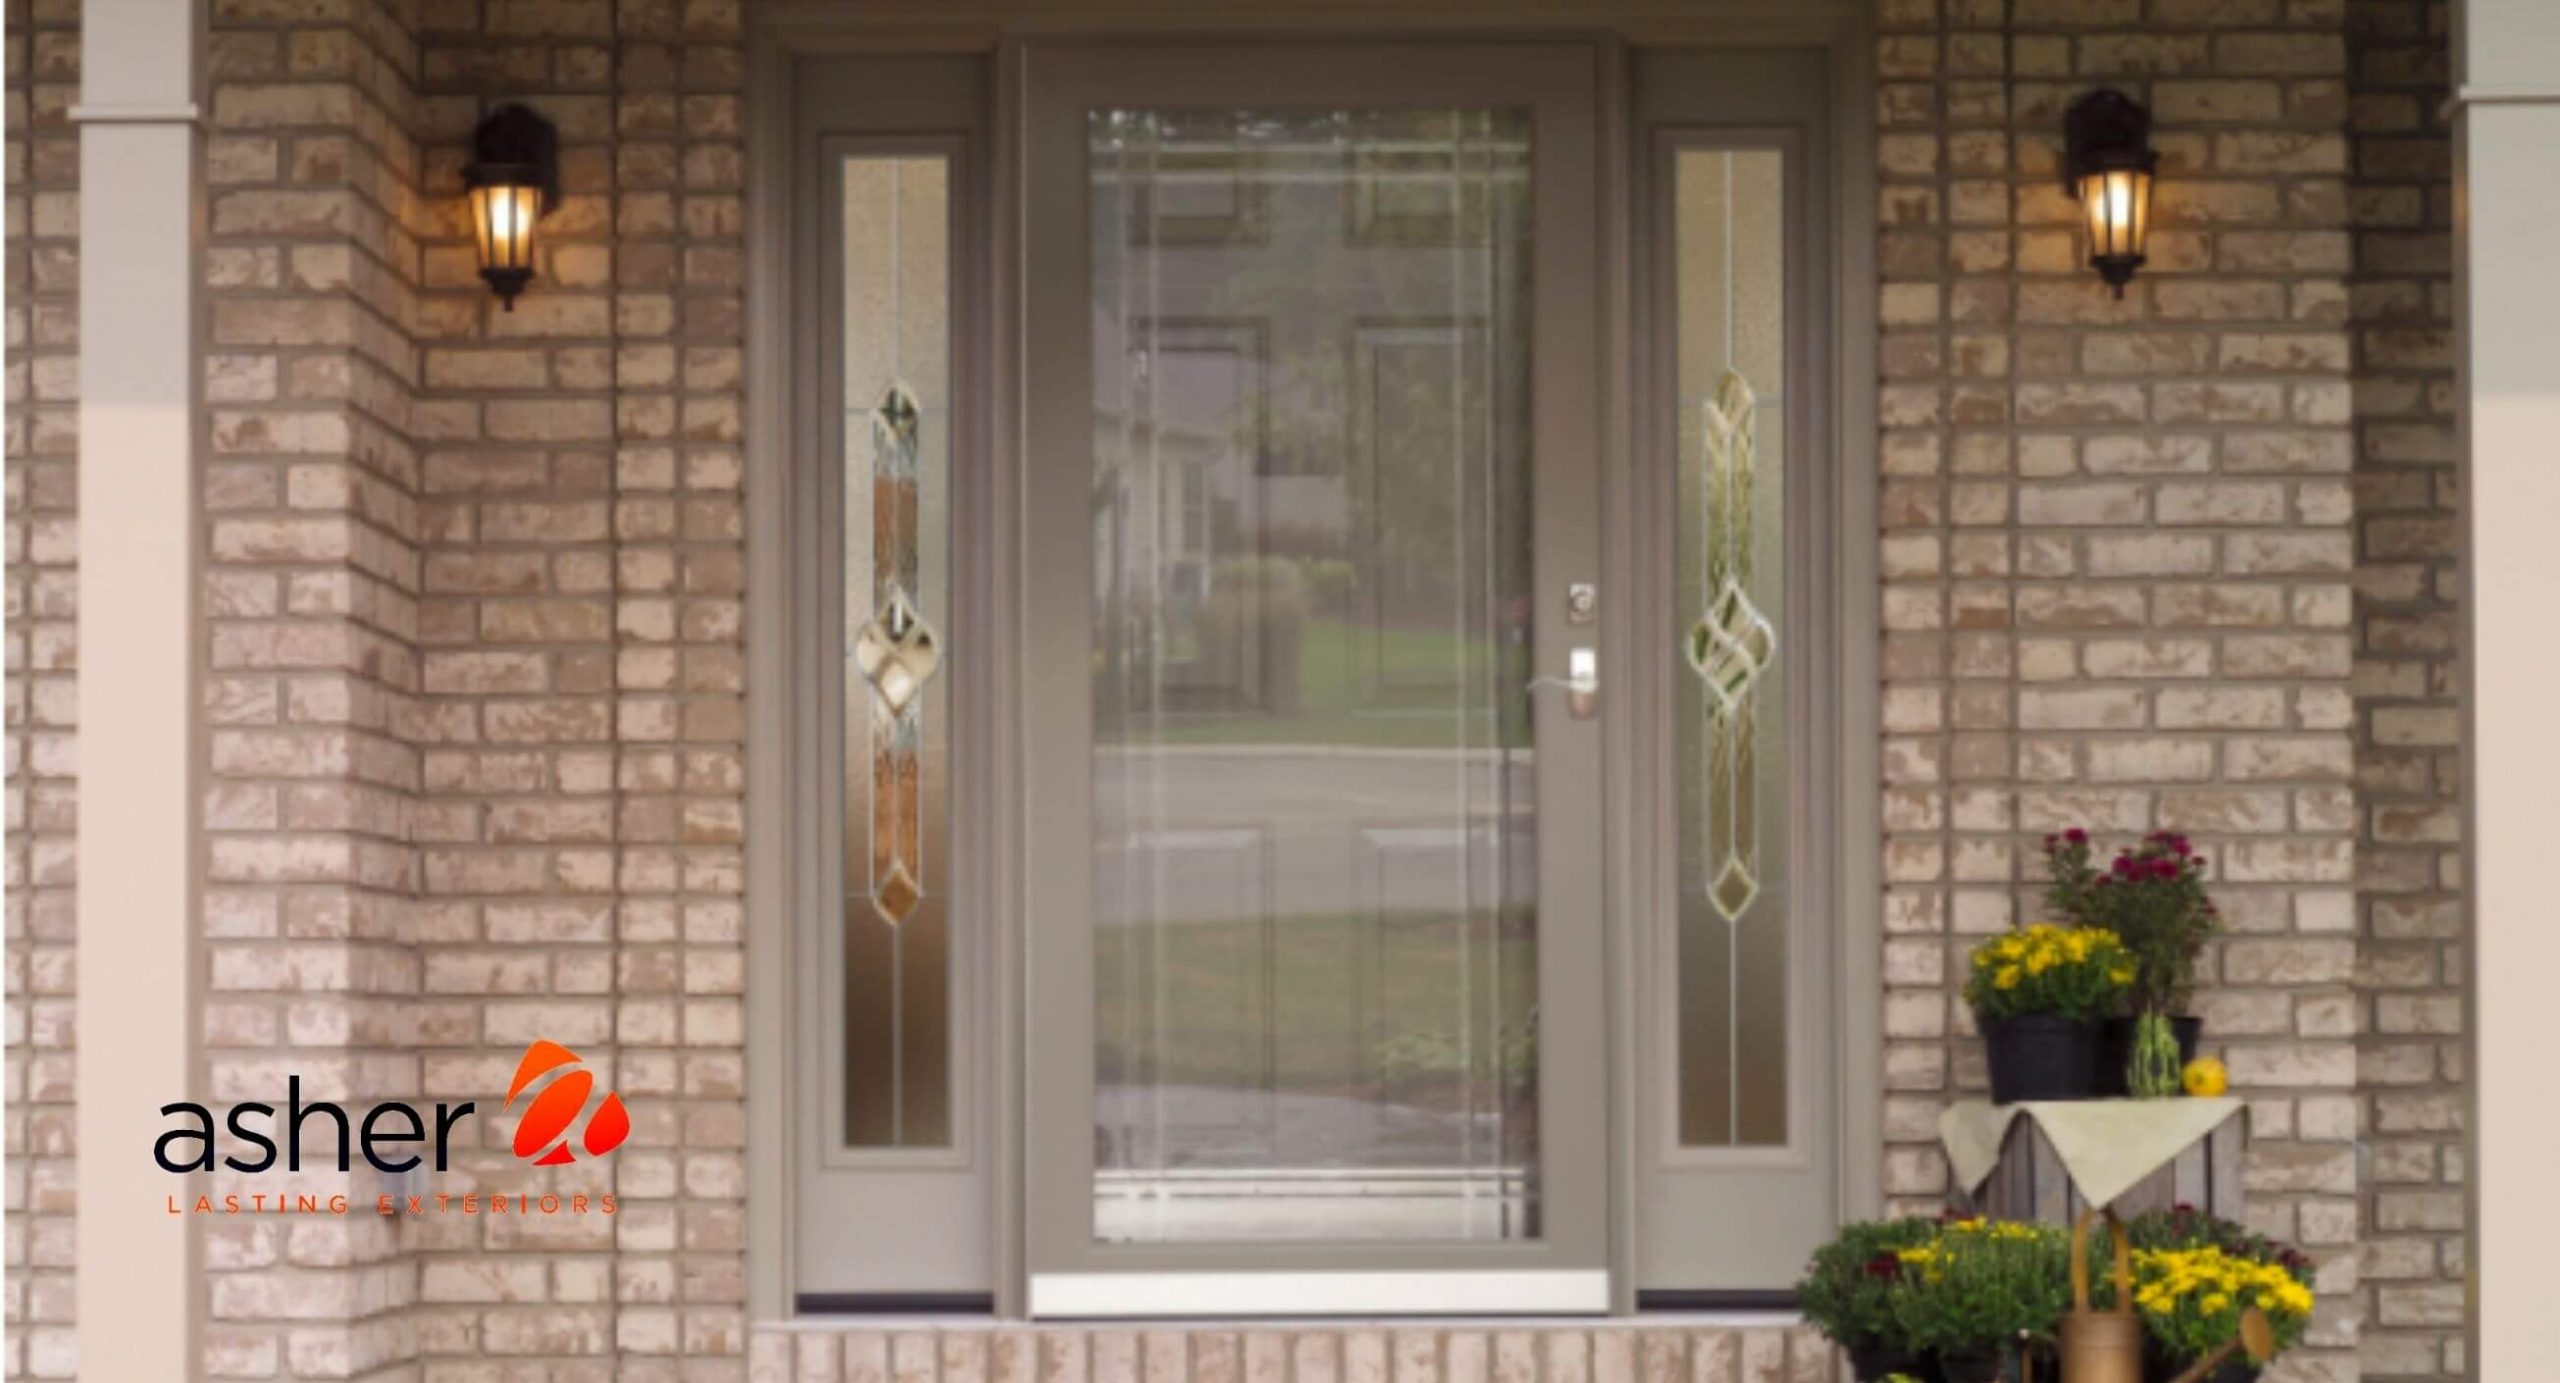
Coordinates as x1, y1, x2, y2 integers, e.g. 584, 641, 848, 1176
2182, 1056, 2228, 1098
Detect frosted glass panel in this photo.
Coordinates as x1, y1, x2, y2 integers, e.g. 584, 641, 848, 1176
1088, 109, 1540, 1243
841, 155, 954, 1149
1673, 148, 1789, 1149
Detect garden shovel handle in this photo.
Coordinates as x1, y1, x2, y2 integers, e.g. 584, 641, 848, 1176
2070, 1207, 2133, 1315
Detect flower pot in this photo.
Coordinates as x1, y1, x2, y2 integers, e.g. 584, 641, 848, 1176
2096, 1014, 2203, 1097
1936, 1348, 2006, 1383
2143, 1347, 2256, 1383
1982, 1014, 2101, 1103
1844, 1342, 1928, 1382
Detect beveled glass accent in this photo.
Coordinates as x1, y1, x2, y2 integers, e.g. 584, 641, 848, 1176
1672, 148, 1790, 1149
841, 156, 954, 1149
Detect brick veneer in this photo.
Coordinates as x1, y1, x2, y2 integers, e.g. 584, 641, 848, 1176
3, 0, 80, 1376
1872, 2, 2379, 1379
2341, 2, 2462, 1377
404, 0, 751, 1376
198, 0, 427, 1375
0, 2, 2473, 1382
747, 1325, 1840, 1383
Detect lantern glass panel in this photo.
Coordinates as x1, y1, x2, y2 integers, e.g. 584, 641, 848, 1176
470, 183, 543, 274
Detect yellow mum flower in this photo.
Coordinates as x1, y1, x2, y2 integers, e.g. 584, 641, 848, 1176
2183, 1056, 2229, 1097
1994, 966, 2021, 990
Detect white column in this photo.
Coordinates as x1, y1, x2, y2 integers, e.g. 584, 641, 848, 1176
2458, 0, 2560, 1376
71, 0, 208, 1378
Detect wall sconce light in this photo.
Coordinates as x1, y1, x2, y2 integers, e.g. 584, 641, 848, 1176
2063, 88, 2158, 300
462, 104, 560, 311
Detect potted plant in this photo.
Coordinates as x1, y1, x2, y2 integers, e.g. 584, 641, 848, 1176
2043, 830, 2219, 1096
2126, 1240, 2313, 1381
1888, 1218, 2074, 1383
1798, 1218, 1941, 1381
1965, 923, 2134, 1103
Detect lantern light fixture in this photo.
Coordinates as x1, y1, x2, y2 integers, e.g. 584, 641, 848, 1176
2062, 87, 2158, 300
462, 104, 560, 312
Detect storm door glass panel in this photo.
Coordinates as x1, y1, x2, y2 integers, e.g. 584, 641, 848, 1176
1673, 148, 1789, 1149
1088, 109, 1539, 1243
840, 155, 954, 1149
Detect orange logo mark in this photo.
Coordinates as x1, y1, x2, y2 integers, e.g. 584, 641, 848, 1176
503, 1040, 631, 1166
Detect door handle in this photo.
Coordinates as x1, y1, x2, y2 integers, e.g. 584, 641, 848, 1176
1526, 646, 1599, 719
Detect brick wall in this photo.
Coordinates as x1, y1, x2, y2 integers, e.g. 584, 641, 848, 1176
2341, 2, 2462, 1378
405, 0, 749, 1375
200, 0, 428, 1375
3, 0, 80, 1377
747, 1324, 1839, 1383
1872, 3, 2382, 1380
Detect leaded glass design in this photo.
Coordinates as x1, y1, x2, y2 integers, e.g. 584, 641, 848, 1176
856, 383, 941, 927
1673, 148, 1790, 1149
1686, 371, 1776, 925
841, 156, 953, 1149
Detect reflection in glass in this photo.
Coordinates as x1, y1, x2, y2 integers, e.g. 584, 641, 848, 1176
1088, 109, 1539, 1243
1674, 149, 1789, 1148
842, 156, 954, 1149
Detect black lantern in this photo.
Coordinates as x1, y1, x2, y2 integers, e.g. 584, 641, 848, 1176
462, 104, 560, 311
2062, 88, 2158, 299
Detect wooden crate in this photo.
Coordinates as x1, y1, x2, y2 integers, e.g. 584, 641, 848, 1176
1960, 1112, 2243, 1224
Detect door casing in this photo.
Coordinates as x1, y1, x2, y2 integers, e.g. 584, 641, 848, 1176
742, 11, 1883, 1322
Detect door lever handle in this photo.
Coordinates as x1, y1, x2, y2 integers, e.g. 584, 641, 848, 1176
1526, 647, 1599, 719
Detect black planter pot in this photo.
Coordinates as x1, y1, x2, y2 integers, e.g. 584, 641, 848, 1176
2095, 1014, 2204, 1097
1844, 1343, 1929, 1382
1935, 1349, 2006, 1383
1982, 1014, 2101, 1103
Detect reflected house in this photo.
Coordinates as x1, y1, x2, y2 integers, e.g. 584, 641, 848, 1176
1087, 111, 1543, 1243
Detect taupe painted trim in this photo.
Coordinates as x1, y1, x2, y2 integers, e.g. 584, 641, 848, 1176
748, 5, 1888, 1320
66, 102, 205, 124
1827, 17, 1885, 1228
1622, 39, 1873, 1288
2456, 1, 2560, 1368
73, 0, 209, 1376
1598, 33, 1640, 1317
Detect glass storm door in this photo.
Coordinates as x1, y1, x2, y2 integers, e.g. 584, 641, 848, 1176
1018, 42, 1609, 1316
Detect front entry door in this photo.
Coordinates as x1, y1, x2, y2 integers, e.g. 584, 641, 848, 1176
1016, 41, 1611, 1316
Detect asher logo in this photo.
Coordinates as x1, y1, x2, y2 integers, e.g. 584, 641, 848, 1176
153, 1039, 628, 1176
504, 1039, 630, 1166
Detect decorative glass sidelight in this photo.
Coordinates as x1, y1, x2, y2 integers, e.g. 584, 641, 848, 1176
1686, 371, 1776, 926
1086, 107, 1541, 1244
841, 156, 954, 1149
1673, 148, 1791, 1149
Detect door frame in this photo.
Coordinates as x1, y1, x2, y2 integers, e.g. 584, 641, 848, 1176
743, 6, 1880, 1323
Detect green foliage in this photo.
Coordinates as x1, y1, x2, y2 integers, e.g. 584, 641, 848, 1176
1886, 1219, 2076, 1357
2041, 829, 2219, 1015
1795, 1217, 1941, 1349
